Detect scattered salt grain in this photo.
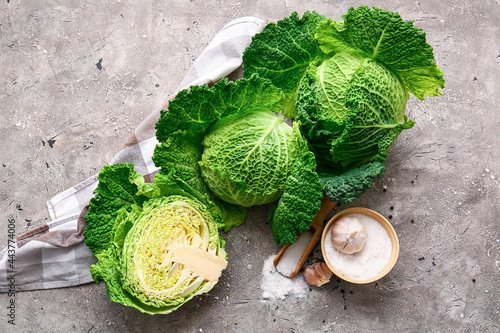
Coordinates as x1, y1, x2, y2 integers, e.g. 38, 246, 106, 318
260, 255, 308, 300
275, 231, 313, 277
324, 214, 392, 281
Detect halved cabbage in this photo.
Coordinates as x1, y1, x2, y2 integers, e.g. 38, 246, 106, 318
84, 164, 227, 314
120, 197, 227, 309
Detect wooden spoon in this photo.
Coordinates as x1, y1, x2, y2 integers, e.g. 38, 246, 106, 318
273, 194, 337, 278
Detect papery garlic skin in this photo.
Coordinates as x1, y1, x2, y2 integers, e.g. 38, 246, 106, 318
304, 262, 333, 287
330, 215, 367, 254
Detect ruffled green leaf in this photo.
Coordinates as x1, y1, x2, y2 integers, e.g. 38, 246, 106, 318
242, 11, 327, 116
319, 158, 386, 204
152, 133, 205, 194
316, 5, 445, 99
270, 124, 323, 245
155, 75, 284, 142
84, 163, 148, 256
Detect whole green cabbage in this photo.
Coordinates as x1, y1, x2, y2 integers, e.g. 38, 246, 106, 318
200, 110, 300, 207
153, 75, 323, 245
242, 6, 445, 203
295, 54, 413, 170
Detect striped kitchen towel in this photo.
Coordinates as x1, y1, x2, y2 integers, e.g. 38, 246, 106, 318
0, 16, 265, 292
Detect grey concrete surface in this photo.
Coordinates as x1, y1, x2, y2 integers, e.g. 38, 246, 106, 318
1, 0, 499, 332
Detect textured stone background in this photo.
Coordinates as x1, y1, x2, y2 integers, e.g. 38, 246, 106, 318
1, 0, 499, 332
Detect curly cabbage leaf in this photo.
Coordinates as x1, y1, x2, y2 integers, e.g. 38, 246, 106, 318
152, 133, 205, 194
84, 163, 148, 256
155, 75, 284, 142
316, 6, 445, 100
269, 124, 323, 245
84, 164, 227, 315
242, 11, 327, 116
319, 158, 386, 204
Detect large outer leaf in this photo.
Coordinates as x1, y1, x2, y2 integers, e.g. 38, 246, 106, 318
242, 11, 327, 115
84, 164, 148, 256
152, 134, 205, 194
319, 158, 386, 204
269, 124, 323, 245
155, 75, 283, 142
316, 5, 445, 100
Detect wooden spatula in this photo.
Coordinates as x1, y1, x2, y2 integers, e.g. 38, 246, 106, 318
273, 195, 337, 278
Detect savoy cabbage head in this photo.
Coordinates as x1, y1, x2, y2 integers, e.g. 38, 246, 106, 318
153, 75, 323, 245
200, 110, 302, 207
243, 6, 445, 203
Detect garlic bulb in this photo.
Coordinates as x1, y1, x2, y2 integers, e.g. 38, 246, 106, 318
304, 262, 333, 287
330, 215, 367, 254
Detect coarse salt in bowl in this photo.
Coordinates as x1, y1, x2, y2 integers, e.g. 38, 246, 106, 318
321, 208, 399, 284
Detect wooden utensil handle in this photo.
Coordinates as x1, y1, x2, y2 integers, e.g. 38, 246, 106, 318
274, 195, 337, 278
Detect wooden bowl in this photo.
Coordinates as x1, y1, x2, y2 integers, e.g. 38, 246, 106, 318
321, 207, 399, 284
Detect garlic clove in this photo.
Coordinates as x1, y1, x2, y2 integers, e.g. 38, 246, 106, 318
330, 215, 367, 254
304, 262, 333, 287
